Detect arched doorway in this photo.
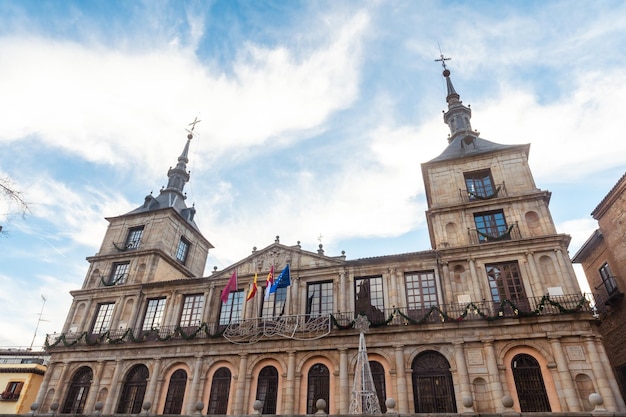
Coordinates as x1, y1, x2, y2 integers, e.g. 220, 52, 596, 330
116, 364, 149, 414
61, 367, 93, 414
163, 369, 187, 414
512, 354, 551, 411
411, 351, 456, 413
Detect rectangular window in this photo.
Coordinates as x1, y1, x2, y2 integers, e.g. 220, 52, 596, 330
355, 276, 385, 322
142, 298, 166, 330
180, 294, 204, 327
219, 291, 244, 325
599, 263, 618, 294
262, 287, 287, 318
405, 271, 438, 313
1, 381, 23, 400
474, 210, 509, 243
486, 261, 526, 303
125, 226, 144, 249
306, 281, 333, 317
92, 303, 115, 334
108, 262, 130, 285
464, 169, 495, 199
176, 237, 190, 264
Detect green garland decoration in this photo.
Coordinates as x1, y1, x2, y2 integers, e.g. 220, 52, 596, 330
45, 295, 589, 349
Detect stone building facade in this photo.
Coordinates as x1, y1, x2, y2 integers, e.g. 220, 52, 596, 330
38, 68, 626, 415
573, 172, 626, 399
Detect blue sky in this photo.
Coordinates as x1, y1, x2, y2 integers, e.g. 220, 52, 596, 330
1, 0, 625, 348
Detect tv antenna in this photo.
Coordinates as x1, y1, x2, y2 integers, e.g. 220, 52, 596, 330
29, 295, 49, 350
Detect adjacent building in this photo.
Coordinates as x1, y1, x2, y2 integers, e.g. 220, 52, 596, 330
0, 350, 48, 414
573, 172, 626, 400
39, 67, 625, 415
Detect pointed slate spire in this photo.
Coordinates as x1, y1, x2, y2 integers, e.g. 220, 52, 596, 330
164, 133, 192, 195
436, 55, 477, 144
125, 119, 204, 230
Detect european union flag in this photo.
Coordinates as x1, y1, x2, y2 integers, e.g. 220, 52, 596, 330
269, 264, 290, 294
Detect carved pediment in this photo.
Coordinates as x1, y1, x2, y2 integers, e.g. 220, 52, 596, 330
213, 242, 345, 278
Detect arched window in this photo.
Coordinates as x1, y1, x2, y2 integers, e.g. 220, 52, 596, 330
207, 368, 231, 415
411, 351, 456, 413
512, 354, 551, 412
61, 367, 93, 414
163, 369, 187, 414
370, 361, 387, 413
306, 363, 329, 414
255, 366, 279, 414
116, 365, 149, 414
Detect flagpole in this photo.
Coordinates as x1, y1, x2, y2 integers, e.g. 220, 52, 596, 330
29, 295, 47, 350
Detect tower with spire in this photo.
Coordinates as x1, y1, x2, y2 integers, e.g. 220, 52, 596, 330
79, 128, 212, 291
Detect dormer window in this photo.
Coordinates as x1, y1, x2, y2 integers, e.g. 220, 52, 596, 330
176, 237, 190, 264
125, 226, 144, 249
464, 169, 495, 200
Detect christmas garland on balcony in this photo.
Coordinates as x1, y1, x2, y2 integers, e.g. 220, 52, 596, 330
45, 295, 589, 349
468, 185, 501, 200
44, 323, 226, 348
477, 224, 515, 242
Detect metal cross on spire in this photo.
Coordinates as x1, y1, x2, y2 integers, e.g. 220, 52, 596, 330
188, 116, 201, 131
435, 53, 451, 70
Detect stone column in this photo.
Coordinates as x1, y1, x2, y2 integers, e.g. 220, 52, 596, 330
285, 351, 296, 414
525, 251, 540, 283
453, 341, 474, 411
145, 358, 162, 410
338, 348, 349, 413
548, 336, 580, 411
84, 360, 106, 412
595, 337, 626, 411
109, 295, 126, 331
206, 284, 216, 323
394, 345, 409, 413
77, 299, 94, 332
186, 355, 204, 414
291, 276, 300, 315
388, 268, 399, 310
34, 359, 58, 409
468, 258, 485, 301
50, 361, 70, 408
584, 336, 617, 411
441, 262, 453, 304
554, 249, 577, 294
103, 359, 123, 414
482, 339, 504, 412
61, 301, 78, 333
339, 271, 347, 313
233, 354, 249, 414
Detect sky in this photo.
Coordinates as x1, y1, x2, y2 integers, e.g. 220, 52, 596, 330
1, 0, 625, 349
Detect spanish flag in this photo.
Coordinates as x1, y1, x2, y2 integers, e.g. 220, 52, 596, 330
246, 272, 258, 301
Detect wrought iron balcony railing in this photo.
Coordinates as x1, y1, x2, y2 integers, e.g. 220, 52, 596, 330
45, 293, 595, 348
459, 182, 507, 203
468, 223, 521, 244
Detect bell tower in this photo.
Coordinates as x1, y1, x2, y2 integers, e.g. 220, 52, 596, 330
421, 58, 580, 304
81, 125, 213, 290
